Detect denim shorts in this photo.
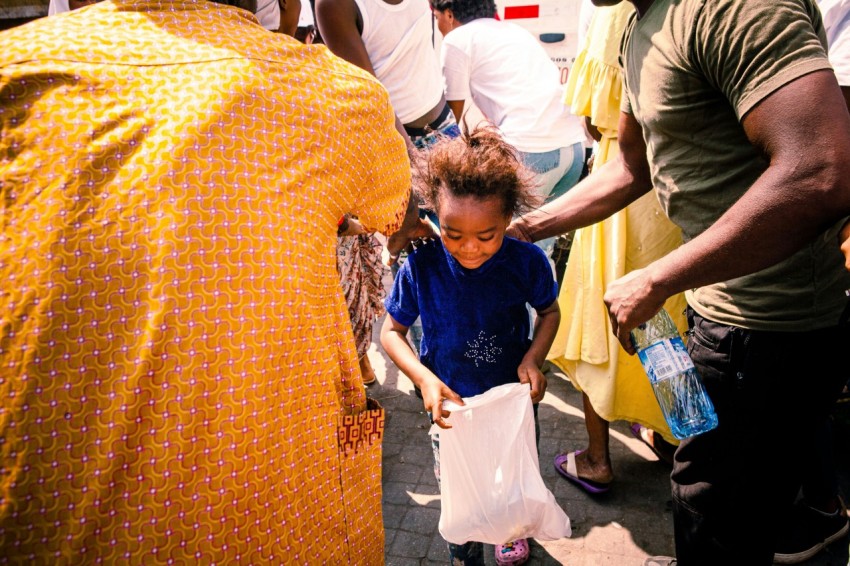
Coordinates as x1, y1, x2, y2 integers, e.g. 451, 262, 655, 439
518, 142, 584, 259
405, 103, 461, 150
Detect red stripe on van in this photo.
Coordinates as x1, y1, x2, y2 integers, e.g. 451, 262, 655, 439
503, 5, 539, 19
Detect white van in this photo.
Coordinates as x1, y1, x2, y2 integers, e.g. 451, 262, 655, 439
495, 0, 584, 85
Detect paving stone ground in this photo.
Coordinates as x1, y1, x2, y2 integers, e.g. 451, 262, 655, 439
366, 273, 850, 566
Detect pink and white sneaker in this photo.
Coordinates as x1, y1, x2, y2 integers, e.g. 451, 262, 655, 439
494, 538, 530, 565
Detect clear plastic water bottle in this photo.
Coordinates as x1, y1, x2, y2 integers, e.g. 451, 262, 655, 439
630, 308, 718, 440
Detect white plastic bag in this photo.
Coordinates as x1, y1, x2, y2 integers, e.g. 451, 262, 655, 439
431, 382, 572, 545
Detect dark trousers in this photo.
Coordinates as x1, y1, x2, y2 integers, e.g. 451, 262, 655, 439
671, 308, 850, 565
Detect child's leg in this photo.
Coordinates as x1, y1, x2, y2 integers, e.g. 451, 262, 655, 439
431, 431, 486, 565
449, 541, 485, 565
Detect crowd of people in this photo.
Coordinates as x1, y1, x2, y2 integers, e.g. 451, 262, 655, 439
0, 0, 849, 565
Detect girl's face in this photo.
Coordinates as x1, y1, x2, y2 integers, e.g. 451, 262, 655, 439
437, 193, 510, 270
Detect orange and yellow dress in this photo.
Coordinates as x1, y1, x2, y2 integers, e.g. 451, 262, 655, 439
0, 1, 409, 563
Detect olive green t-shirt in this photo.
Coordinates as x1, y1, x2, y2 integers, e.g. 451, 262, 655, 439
621, 0, 850, 331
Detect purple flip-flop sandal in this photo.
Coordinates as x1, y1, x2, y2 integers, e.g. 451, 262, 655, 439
553, 450, 611, 494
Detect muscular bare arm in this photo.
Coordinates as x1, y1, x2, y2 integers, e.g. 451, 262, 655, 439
447, 100, 465, 125
508, 109, 653, 243
314, 0, 375, 74
315, 0, 413, 148
603, 69, 850, 350
277, 0, 300, 36
315, 0, 430, 256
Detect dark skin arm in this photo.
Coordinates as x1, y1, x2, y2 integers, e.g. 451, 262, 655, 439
315, 0, 434, 259
379, 299, 560, 427
314, 0, 414, 149
517, 300, 560, 404
602, 69, 850, 351
380, 314, 464, 429
447, 100, 465, 125
314, 0, 373, 72
508, 108, 654, 244
277, 0, 300, 36
584, 116, 602, 142
509, 70, 850, 353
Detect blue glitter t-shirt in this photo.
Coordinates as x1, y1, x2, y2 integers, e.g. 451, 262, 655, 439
385, 237, 558, 398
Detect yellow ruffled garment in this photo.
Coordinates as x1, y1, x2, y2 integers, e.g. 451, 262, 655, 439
548, 2, 686, 443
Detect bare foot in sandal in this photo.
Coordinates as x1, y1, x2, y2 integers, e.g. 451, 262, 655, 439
572, 447, 614, 485
554, 448, 614, 494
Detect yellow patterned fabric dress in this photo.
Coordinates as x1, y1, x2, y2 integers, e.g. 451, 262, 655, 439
0, 1, 409, 563
550, 2, 686, 443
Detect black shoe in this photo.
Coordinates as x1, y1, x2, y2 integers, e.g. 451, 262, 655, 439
644, 557, 677, 566
773, 502, 849, 564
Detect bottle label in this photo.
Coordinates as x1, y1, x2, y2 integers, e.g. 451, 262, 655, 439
637, 336, 695, 382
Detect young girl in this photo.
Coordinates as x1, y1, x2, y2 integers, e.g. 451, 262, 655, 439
380, 125, 561, 566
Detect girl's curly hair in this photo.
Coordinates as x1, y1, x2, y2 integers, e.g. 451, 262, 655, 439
428, 0, 497, 24
413, 122, 542, 219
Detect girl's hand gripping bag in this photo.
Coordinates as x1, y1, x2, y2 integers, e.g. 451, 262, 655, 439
430, 382, 572, 545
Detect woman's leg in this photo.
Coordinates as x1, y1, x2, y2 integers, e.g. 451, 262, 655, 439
358, 353, 376, 386
577, 392, 614, 484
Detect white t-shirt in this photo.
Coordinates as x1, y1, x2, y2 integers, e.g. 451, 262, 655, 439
440, 18, 585, 153
818, 0, 850, 84
298, 0, 314, 26
353, 0, 443, 124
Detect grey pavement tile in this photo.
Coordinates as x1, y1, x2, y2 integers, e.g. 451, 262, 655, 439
383, 460, 428, 485
375, 296, 850, 566
400, 506, 441, 534
383, 502, 410, 528
389, 530, 431, 559
550, 476, 602, 503
384, 401, 428, 421
418, 468, 438, 487
582, 521, 628, 555
382, 441, 404, 459
399, 442, 433, 463
559, 505, 602, 533
526, 539, 577, 565
382, 481, 421, 506
384, 526, 397, 548
585, 502, 628, 526
426, 532, 448, 562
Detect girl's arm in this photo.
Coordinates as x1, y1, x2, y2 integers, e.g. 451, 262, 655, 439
379, 314, 464, 428
518, 300, 560, 404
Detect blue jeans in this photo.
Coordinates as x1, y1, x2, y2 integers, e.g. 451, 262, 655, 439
671, 307, 850, 565
430, 404, 541, 565
518, 142, 584, 260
